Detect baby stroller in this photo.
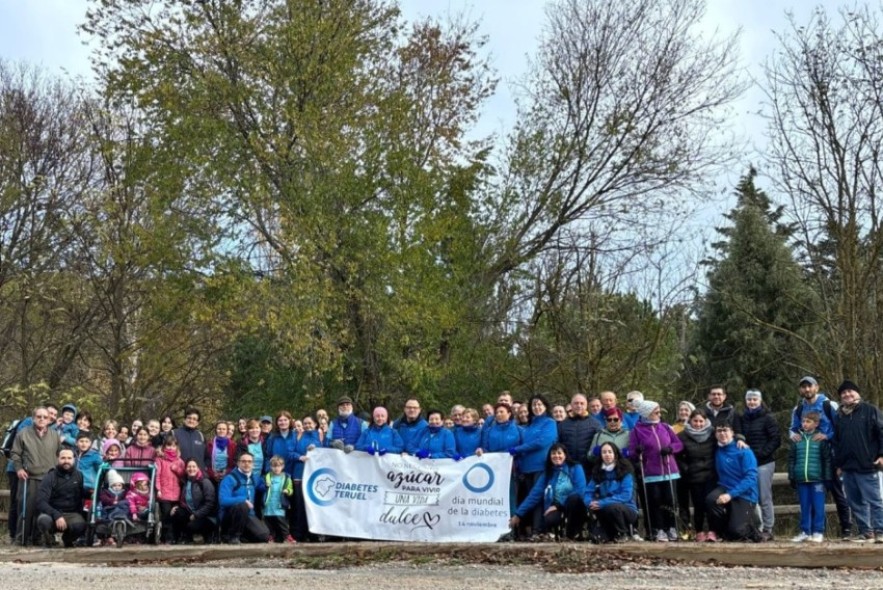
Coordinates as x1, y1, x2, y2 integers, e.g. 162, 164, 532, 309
86, 460, 158, 548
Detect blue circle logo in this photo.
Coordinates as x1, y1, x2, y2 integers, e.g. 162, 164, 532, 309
306, 467, 339, 506
462, 463, 495, 493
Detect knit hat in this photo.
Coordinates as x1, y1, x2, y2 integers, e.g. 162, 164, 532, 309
106, 469, 124, 488
61, 403, 78, 417
604, 406, 623, 420
837, 380, 860, 395
745, 389, 763, 400
635, 400, 659, 420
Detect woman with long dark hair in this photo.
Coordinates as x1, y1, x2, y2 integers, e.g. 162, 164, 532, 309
510, 442, 586, 540
585, 442, 638, 543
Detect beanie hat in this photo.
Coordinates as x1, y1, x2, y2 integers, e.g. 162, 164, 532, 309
745, 389, 763, 400
61, 403, 78, 417
635, 400, 659, 420
603, 406, 623, 420
106, 469, 124, 487
838, 380, 860, 395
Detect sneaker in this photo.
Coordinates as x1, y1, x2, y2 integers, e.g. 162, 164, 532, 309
852, 532, 874, 543
285, 535, 297, 544
667, 527, 678, 541
655, 529, 669, 543
705, 531, 719, 542
791, 532, 809, 543
267, 536, 275, 543
876, 532, 883, 544
810, 533, 824, 543
632, 533, 644, 542
695, 531, 707, 543
760, 531, 774, 542
841, 529, 852, 541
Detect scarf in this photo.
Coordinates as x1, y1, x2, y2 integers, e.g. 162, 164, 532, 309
840, 399, 861, 415
685, 422, 712, 443
601, 462, 616, 472
214, 436, 230, 451
427, 425, 442, 434
163, 447, 179, 461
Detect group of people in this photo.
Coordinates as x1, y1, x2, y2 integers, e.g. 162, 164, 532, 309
4, 376, 883, 547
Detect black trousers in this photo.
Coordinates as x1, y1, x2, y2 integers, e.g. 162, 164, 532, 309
222, 502, 270, 542
516, 472, 543, 535
645, 480, 675, 532
171, 506, 216, 543
36, 512, 86, 547
7, 473, 18, 540
543, 494, 586, 539
686, 479, 716, 532
292, 481, 310, 541
705, 486, 759, 541
827, 477, 853, 534
594, 503, 638, 540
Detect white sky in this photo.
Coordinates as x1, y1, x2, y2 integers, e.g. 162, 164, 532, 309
0, 0, 845, 218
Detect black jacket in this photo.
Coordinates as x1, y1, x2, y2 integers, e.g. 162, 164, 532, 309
180, 473, 217, 519
833, 402, 883, 473
738, 408, 781, 465
676, 430, 716, 485
36, 465, 85, 520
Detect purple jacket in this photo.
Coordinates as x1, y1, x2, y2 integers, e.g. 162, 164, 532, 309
628, 421, 683, 478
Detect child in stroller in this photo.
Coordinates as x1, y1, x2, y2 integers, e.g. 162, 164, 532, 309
88, 463, 158, 547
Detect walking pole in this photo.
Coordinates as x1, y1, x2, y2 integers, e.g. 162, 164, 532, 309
663, 452, 680, 540
638, 451, 650, 540
19, 477, 28, 547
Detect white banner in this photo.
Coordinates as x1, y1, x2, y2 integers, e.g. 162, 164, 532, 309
303, 448, 513, 542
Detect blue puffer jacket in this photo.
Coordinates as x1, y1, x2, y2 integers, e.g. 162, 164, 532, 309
481, 420, 523, 453
393, 417, 428, 454
265, 431, 298, 477
416, 426, 456, 458
453, 425, 482, 456
326, 414, 364, 447
715, 440, 758, 503
76, 449, 103, 490
584, 469, 637, 513
292, 430, 322, 480
356, 425, 404, 454
218, 468, 266, 521
511, 415, 557, 474
515, 462, 586, 517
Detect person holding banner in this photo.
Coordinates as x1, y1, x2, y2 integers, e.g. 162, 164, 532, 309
414, 410, 456, 459
510, 394, 558, 537
454, 408, 482, 456
510, 442, 585, 540
478, 404, 523, 456
356, 407, 404, 455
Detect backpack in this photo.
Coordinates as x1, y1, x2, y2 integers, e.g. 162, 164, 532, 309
794, 399, 836, 425
1, 419, 21, 459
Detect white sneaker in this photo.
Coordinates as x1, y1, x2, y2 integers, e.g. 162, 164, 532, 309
655, 529, 669, 542
791, 532, 809, 542
667, 527, 678, 541
810, 533, 824, 543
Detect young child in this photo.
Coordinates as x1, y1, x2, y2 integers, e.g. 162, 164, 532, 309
76, 430, 103, 500
788, 411, 833, 543
98, 469, 130, 546
263, 455, 295, 543
126, 472, 152, 522
154, 434, 185, 544
58, 404, 79, 449
101, 438, 125, 468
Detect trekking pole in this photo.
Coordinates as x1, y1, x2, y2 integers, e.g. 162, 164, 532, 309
663, 452, 680, 539
19, 476, 28, 547
638, 451, 650, 540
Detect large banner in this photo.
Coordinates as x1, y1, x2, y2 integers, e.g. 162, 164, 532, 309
303, 448, 513, 542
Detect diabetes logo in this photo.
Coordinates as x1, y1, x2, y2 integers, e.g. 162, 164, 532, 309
307, 467, 340, 507
462, 463, 494, 493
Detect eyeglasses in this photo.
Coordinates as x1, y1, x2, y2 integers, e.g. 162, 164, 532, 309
405, 406, 420, 410
34, 414, 49, 419
606, 417, 620, 422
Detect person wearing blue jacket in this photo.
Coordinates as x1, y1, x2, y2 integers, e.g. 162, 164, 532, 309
326, 396, 365, 452
511, 443, 585, 540
74, 430, 102, 493
264, 412, 299, 477
705, 420, 762, 542
291, 416, 322, 542
585, 442, 638, 543
479, 404, 523, 454
356, 407, 404, 455
393, 398, 428, 454
414, 410, 456, 459
58, 404, 79, 449
510, 394, 558, 536
218, 451, 268, 544
453, 408, 482, 456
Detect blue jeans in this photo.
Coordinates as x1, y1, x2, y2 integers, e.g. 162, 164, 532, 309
797, 482, 826, 534
841, 471, 883, 535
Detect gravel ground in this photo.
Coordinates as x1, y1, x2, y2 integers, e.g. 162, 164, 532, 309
2, 561, 882, 590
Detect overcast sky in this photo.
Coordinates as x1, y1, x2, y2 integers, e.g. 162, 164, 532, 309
0, 0, 844, 211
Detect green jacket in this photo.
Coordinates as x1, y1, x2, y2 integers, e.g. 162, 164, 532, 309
787, 431, 833, 484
